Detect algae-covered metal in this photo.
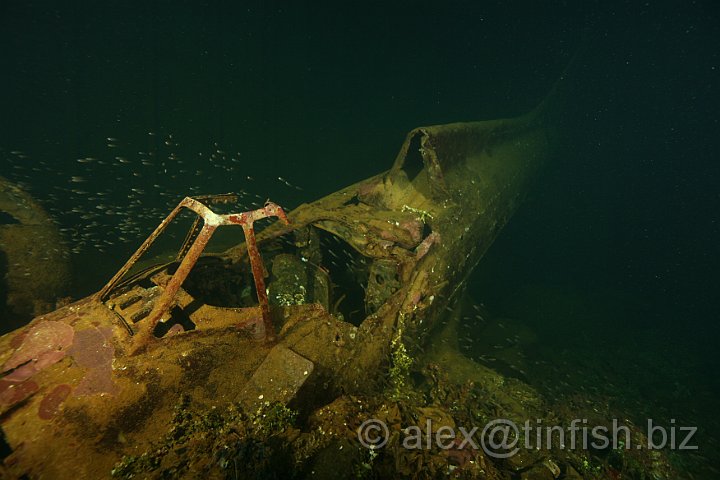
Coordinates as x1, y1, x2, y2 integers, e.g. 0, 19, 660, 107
0, 99, 558, 478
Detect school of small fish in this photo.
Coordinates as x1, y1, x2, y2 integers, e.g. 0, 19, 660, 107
2, 133, 304, 274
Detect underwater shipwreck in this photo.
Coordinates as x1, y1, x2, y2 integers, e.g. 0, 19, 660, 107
0, 80, 680, 479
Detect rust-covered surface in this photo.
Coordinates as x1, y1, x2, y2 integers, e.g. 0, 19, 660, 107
0, 102, 557, 478
235, 345, 314, 411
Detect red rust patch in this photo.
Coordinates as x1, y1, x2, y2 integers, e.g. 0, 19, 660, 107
38, 384, 72, 420
69, 327, 119, 396
9, 330, 27, 349
2, 321, 75, 382
0, 379, 39, 406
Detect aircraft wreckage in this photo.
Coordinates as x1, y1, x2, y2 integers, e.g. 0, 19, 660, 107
0, 88, 565, 478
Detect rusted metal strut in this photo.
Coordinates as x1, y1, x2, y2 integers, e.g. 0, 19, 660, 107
227, 202, 289, 341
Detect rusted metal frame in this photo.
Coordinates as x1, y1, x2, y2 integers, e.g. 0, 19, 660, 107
125, 199, 288, 351
98, 196, 218, 303
131, 221, 219, 350
177, 215, 204, 261
226, 202, 290, 341
95, 195, 289, 351
97, 198, 190, 301
241, 222, 270, 339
